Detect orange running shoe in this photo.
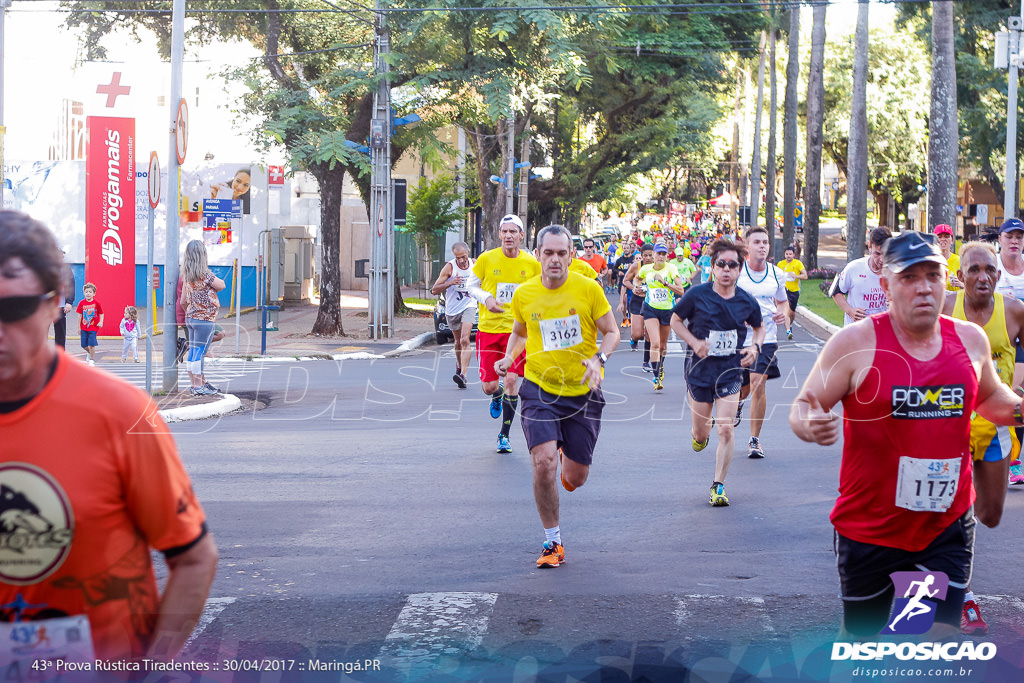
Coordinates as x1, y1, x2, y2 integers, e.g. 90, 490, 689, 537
537, 541, 565, 568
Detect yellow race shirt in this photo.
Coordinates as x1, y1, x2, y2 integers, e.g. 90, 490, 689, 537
569, 259, 599, 279
639, 262, 681, 310
945, 252, 961, 291
472, 248, 541, 333
510, 273, 611, 396
779, 258, 805, 292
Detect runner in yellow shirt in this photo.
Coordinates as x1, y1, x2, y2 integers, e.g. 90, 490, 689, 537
497, 225, 620, 568
466, 214, 541, 453
935, 223, 963, 291
638, 244, 686, 390
778, 245, 807, 339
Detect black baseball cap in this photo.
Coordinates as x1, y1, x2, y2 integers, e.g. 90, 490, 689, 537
882, 232, 946, 274
1000, 217, 1024, 233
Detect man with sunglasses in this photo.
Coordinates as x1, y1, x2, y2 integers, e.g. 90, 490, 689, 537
671, 240, 764, 507
0, 212, 218, 663
790, 231, 1019, 637
578, 239, 609, 288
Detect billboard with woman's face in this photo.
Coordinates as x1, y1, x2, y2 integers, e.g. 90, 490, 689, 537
181, 163, 251, 215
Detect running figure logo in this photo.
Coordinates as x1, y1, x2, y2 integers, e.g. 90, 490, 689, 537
883, 571, 949, 634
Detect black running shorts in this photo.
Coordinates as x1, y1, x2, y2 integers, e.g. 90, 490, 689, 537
519, 379, 604, 466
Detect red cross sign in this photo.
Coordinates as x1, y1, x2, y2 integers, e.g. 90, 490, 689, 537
97, 72, 131, 108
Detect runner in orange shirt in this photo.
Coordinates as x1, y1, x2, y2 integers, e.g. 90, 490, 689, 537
0, 211, 218, 664
578, 238, 609, 288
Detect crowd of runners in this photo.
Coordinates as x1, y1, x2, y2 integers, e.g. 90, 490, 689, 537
431, 213, 1024, 640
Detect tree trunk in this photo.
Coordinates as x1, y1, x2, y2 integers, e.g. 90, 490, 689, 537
873, 190, 891, 229
804, 4, 827, 270
750, 30, 768, 232
766, 28, 779, 257
928, 1, 958, 231
783, 8, 799, 250
467, 122, 503, 249
311, 166, 345, 336
730, 66, 742, 229
847, 1, 870, 263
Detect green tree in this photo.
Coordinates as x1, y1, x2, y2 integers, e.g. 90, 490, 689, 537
63, 0, 440, 333
402, 174, 464, 267
821, 23, 930, 232
803, 4, 826, 269
897, 1, 1014, 205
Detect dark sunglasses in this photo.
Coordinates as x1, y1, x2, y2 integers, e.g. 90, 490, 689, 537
0, 292, 56, 323
715, 260, 741, 270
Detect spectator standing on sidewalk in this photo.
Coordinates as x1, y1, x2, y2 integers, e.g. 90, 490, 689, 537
53, 250, 75, 348
181, 240, 226, 396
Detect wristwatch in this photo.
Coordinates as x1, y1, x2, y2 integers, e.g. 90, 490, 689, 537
595, 352, 608, 367
1015, 402, 1023, 426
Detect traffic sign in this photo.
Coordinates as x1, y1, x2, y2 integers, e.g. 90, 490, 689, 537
153, 266, 161, 289
175, 98, 188, 165
148, 152, 160, 208
831, 180, 839, 190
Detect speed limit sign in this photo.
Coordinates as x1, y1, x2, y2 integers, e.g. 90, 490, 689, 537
148, 152, 160, 208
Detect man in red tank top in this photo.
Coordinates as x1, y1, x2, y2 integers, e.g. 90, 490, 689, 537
789, 231, 1021, 637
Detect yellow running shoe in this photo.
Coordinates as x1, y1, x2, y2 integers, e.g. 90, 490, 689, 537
709, 483, 730, 507
692, 434, 710, 452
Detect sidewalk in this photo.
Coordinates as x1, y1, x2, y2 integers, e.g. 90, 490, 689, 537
72, 286, 437, 363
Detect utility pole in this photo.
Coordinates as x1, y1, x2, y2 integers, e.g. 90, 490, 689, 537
368, 0, 393, 339
518, 116, 530, 239
163, 0, 185, 392
997, 7, 1024, 220
0, 0, 11, 209
505, 109, 515, 217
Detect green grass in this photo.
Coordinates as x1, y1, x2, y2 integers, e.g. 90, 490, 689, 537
404, 296, 436, 312
797, 284, 844, 327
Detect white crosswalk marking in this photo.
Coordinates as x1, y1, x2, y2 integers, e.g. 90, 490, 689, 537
184, 597, 237, 648
92, 360, 269, 391
675, 595, 775, 634
379, 592, 498, 675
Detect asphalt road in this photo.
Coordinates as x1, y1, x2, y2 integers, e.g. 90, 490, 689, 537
162, 319, 1024, 682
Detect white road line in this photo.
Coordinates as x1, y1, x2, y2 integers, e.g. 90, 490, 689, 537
975, 594, 1024, 611
184, 597, 237, 648
675, 595, 775, 634
379, 592, 498, 675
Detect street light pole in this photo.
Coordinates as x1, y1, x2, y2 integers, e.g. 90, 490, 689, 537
163, 0, 185, 391
368, 0, 393, 339
999, 7, 1024, 220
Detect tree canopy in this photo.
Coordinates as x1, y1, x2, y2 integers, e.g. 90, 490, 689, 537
821, 22, 930, 229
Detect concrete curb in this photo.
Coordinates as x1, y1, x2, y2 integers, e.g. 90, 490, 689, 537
160, 393, 242, 423
794, 306, 840, 341
383, 331, 435, 357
